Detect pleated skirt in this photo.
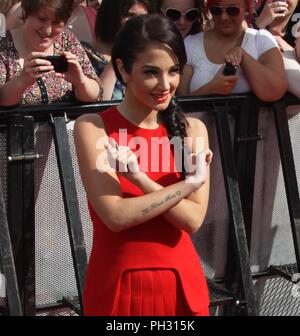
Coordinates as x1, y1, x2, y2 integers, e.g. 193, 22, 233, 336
111, 269, 209, 316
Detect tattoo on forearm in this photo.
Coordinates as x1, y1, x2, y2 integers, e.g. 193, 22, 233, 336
142, 191, 182, 215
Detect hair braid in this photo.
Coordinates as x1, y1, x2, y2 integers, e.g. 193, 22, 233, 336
160, 100, 189, 177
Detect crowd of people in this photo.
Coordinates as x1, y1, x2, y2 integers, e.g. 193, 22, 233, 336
0, 0, 299, 317
2, 0, 300, 104
2, 0, 300, 103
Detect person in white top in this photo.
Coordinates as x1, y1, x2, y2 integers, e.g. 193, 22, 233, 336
178, 0, 288, 102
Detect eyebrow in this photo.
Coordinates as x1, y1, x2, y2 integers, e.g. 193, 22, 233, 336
142, 64, 180, 69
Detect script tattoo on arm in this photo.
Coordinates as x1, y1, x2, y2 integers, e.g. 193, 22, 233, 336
142, 191, 182, 215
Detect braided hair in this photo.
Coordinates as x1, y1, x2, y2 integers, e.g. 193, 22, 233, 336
160, 99, 189, 177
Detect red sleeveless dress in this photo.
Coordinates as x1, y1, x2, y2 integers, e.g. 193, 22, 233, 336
83, 107, 209, 316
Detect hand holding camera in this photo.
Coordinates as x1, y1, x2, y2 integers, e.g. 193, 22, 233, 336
53, 51, 86, 87
20, 50, 85, 90
19, 52, 55, 85
40, 55, 68, 73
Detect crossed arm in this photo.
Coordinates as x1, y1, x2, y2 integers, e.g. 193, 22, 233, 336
74, 114, 211, 234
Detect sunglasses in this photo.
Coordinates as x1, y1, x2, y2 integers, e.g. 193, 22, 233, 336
209, 6, 241, 17
162, 8, 199, 22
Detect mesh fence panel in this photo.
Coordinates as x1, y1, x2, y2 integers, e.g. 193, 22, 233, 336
250, 108, 296, 274
0, 130, 7, 206
34, 121, 93, 307
187, 111, 231, 280
36, 306, 78, 316
251, 108, 300, 315
288, 105, 300, 201
255, 277, 300, 316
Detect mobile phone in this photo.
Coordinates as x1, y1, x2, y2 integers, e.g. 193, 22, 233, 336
41, 55, 68, 73
223, 62, 237, 76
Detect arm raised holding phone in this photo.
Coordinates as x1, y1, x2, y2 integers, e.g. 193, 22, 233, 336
0, 0, 103, 106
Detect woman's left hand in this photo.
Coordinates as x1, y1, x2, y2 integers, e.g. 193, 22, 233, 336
224, 47, 244, 67
55, 51, 86, 86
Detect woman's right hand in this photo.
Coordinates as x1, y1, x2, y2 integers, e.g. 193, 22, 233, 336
20, 52, 55, 86
105, 139, 145, 183
255, 0, 289, 29
211, 66, 238, 95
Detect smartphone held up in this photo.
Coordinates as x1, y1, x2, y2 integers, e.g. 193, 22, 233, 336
41, 55, 68, 73
223, 62, 237, 76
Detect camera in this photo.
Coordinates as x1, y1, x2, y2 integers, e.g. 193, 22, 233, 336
223, 62, 237, 76
41, 55, 68, 73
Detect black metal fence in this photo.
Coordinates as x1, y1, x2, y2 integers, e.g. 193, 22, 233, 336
0, 93, 299, 316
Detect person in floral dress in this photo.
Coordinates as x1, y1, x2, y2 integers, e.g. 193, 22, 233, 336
0, 0, 103, 106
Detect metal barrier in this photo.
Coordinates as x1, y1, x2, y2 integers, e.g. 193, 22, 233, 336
0, 93, 299, 316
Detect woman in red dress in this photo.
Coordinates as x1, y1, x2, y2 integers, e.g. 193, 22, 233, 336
74, 14, 212, 316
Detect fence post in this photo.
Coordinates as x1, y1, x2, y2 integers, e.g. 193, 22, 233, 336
273, 101, 300, 271
0, 173, 22, 316
214, 103, 258, 316
51, 114, 88, 315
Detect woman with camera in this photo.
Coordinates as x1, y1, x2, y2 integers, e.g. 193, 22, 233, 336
178, 0, 287, 101
0, 0, 103, 106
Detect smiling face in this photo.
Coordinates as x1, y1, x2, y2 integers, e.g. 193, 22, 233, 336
118, 42, 180, 113
208, 0, 245, 36
160, 0, 197, 37
23, 6, 65, 52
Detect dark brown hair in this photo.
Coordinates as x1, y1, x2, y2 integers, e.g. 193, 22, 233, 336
21, 0, 74, 23
95, 0, 153, 44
